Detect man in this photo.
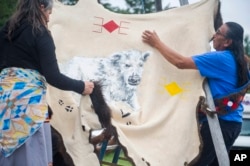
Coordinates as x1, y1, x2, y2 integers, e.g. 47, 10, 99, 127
142, 22, 249, 165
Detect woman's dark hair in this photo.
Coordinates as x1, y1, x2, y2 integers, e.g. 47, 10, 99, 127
225, 22, 249, 87
7, 0, 53, 40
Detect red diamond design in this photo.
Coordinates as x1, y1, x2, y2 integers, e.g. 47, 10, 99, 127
103, 20, 119, 33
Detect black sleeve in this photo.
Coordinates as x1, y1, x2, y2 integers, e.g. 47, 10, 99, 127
35, 29, 85, 94
0, 25, 7, 70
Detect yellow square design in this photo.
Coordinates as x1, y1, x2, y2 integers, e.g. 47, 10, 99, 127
164, 82, 183, 96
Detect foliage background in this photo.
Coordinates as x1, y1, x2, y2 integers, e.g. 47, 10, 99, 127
0, 0, 17, 27
0, 0, 249, 56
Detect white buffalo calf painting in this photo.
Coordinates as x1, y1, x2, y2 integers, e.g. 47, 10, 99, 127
59, 49, 150, 111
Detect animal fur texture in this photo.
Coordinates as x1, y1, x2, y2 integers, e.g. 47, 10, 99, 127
89, 82, 117, 139
59, 49, 150, 111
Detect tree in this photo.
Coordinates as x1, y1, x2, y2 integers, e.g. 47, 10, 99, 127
0, 0, 17, 27
179, 0, 189, 6
244, 35, 250, 56
155, 0, 162, 11
100, 0, 156, 14
1, 0, 249, 56
58, 0, 78, 5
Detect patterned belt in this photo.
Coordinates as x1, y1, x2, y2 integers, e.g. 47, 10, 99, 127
0, 67, 48, 157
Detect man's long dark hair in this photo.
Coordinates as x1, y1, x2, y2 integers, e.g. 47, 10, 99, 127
225, 22, 249, 87
7, 0, 53, 40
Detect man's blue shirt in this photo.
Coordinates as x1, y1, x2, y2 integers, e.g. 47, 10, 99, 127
192, 50, 243, 122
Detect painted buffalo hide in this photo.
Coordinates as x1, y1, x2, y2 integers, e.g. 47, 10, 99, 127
47, 0, 219, 165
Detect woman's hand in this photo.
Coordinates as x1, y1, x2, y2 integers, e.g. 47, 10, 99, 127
83, 81, 94, 95
142, 30, 161, 48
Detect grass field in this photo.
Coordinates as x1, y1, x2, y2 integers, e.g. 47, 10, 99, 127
102, 150, 133, 166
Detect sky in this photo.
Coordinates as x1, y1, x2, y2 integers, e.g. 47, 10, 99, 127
103, 0, 250, 36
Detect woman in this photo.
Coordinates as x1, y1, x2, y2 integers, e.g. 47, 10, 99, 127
0, 0, 94, 165
142, 22, 249, 165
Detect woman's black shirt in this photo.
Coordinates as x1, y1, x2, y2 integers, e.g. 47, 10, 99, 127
0, 21, 84, 94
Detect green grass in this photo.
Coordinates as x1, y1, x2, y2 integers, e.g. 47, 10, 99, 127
102, 150, 133, 166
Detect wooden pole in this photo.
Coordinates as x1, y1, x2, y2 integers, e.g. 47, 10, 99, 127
203, 81, 230, 166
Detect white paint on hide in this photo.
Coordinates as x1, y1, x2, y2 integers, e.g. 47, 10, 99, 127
59, 49, 150, 111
